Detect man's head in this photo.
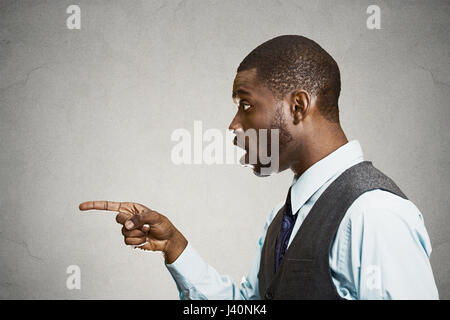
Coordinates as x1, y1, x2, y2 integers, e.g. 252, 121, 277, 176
229, 35, 342, 177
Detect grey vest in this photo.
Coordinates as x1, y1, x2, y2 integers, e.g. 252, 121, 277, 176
258, 161, 408, 300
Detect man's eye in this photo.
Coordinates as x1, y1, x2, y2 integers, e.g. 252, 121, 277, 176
241, 103, 252, 111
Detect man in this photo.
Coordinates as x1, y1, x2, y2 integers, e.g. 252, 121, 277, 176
79, 35, 438, 299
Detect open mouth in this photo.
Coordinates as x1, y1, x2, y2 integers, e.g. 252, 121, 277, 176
233, 136, 252, 167
240, 152, 254, 168
233, 134, 257, 168
239, 146, 256, 168
233, 136, 245, 149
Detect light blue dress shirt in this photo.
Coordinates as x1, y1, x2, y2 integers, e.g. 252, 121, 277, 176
165, 140, 439, 300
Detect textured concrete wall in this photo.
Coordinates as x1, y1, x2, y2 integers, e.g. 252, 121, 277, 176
0, 0, 449, 299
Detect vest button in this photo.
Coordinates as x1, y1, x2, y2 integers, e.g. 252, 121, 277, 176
265, 292, 273, 300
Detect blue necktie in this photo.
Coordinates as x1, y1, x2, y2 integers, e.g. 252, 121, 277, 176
274, 186, 298, 272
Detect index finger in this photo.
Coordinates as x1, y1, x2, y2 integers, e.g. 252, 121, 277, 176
79, 201, 121, 212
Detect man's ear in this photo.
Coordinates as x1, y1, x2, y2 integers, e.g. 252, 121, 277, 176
290, 90, 311, 124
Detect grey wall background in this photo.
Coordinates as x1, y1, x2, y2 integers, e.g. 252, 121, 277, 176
0, 0, 449, 299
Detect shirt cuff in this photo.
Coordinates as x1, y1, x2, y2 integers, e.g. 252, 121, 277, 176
165, 242, 208, 290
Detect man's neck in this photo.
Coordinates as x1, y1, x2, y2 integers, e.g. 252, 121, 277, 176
290, 123, 348, 177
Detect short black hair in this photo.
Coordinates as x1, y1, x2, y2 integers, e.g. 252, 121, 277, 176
237, 35, 341, 123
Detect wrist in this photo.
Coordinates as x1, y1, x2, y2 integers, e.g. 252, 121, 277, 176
163, 230, 188, 264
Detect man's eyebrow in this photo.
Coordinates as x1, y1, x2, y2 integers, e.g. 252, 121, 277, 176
232, 89, 251, 99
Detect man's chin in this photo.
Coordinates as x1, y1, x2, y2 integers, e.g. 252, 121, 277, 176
239, 155, 278, 177
241, 162, 276, 177
252, 167, 271, 177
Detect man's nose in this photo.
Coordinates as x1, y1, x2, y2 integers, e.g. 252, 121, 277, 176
228, 114, 243, 146
228, 113, 242, 133
228, 114, 244, 146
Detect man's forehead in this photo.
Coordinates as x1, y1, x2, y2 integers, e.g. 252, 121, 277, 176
232, 68, 276, 103
232, 68, 258, 98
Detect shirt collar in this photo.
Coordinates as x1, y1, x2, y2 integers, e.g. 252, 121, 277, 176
289, 140, 364, 216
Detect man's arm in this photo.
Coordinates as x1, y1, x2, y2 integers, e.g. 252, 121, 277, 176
334, 190, 439, 299
165, 242, 261, 299
79, 199, 283, 300
164, 202, 283, 300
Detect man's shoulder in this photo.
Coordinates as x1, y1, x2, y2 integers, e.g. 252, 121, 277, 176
346, 189, 425, 230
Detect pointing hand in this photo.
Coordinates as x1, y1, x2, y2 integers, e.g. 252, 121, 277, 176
79, 201, 188, 264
